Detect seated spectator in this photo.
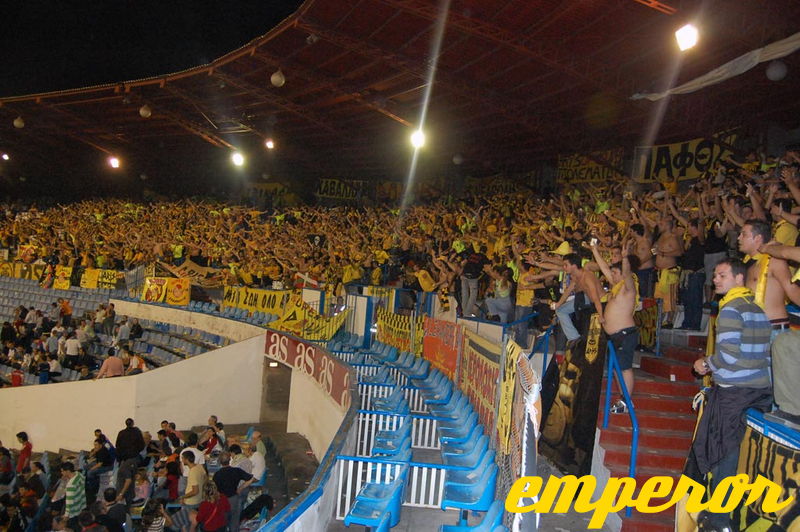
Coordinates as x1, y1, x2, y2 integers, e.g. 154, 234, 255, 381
242, 443, 265, 484
140, 499, 173, 532
129, 319, 143, 340
95, 350, 124, 379
195, 481, 230, 532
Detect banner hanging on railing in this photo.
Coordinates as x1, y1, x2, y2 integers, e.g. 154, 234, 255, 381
459, 329, 501, 432
496, 339, 524, 455
363, 286, 396, 313
271, 293, 349, 341
53, 266, 73, 290
634, 297, 660, 350
13, 263, 45, 281
376, 307, 424, 356
0, 262, 13, 278
222, 286, 290, 316
79, 268, 120, 289
141, 277, 191, 306
556, 148, 624, 184
421, 317, 461, 380
539, 311, 607, 475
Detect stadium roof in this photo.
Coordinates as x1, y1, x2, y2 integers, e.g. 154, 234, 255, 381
1, 0, 799, 189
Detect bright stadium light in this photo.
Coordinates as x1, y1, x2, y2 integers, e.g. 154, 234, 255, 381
108, 156, 121, 169
410, 130, 425, 148
265, 139, 275, 150
231, 152, 245, 166
1, 153, 9, 161
675, 24, 699, 51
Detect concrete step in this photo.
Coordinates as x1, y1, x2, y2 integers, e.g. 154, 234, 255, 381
603, 442, 688, 471
661, 345, 705, 365
600, 408, 697, 432
599, 426, 693, 451
639, 355, 698, 383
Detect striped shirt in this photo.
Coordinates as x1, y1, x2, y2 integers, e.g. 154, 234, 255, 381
65, 472, 87, 518
708, 296, 771, 388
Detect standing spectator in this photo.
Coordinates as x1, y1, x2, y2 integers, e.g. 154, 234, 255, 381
64, 333, 81, 368
177, 451, 206, 532
102, 304, 116, 337
459, 246, 489, 317
114, 419, 145, 493
212, 452, 254, 532
15, 432, 32, 474
115, 318, 130, 348
61, 462, 86, 530
690, 258, 772, 531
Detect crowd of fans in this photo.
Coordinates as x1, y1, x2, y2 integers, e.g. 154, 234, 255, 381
0, 416, 271, 532
0, 299, 150, 387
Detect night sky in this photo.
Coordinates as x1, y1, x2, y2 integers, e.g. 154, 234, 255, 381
0, 0, 302, 97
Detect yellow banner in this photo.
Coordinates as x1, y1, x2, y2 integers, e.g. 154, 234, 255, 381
0, 262, 14, 278
557, 148, 624, 183
222, 286, 290, 316
13, 263, 45, 281
497, 339, 524, 455
53, 266, 72, 290
165, 278, 191, 306
141, 277, 168, 303
459, 329, 501, 431
376, 307, 424, 356
97, 269, 118, 289
633, 133, 737, 183
80, 269, 100, 288
271, 293, 349, 341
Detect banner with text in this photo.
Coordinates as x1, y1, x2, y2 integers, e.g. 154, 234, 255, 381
633, 133, 737, 183
222, 286, 290, 316
633, 297, 660, 351
265, 330, 352, 412
557, 148, 624, 184
421, 317, 461, 380
459, 329, 501, 432
497, 339, 524, 454
272, 293, 349, 341
315, 178, 367, 201
376, 307, 424, 356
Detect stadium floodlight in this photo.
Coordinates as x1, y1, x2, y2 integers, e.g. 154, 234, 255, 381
675, 24, 699, 51
265, 139, 275, 150
231, 152, 245, 166
410, 130, 426, 148
1, 153, 9, 161
108, 156, 121, 169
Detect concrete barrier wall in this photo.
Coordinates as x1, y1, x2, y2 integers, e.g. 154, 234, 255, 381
286, 370, 347, 459
112, 299, 264, 342
0, 334, 266, 452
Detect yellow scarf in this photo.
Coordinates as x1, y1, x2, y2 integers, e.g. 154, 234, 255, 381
719, 286, 754, 310
605, 275, 640, 308
743, 253, 769, 309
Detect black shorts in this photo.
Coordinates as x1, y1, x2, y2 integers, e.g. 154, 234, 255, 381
609, 327, 638, 371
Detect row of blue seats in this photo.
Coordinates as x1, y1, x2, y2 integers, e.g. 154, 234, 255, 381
136, 319, 231, 347
357, 340, 507, 532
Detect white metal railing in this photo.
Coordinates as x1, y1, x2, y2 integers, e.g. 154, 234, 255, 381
351, 364, 382, 381
355, 411, 405, 457
358, 382, 394, 410
403, 386, 428, 413
335, 457, 457, 519
410, 416, 440, 450
354, 412, 441, 456
386, 367, 409, 386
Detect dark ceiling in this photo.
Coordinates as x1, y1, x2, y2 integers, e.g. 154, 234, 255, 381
1, 0, 799, 194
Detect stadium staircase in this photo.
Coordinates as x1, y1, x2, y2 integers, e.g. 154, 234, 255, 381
598, 330, 706, 532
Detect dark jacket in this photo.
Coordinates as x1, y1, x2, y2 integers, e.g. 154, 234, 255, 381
115, 427, 145, 461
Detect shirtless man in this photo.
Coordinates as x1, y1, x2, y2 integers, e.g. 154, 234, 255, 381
653, 217, 683, 327
590, 241, 638, 413
738, 220, 800, 331
554, 253, 605, 347
759, 241, 800, 428
630, 223, 655, 298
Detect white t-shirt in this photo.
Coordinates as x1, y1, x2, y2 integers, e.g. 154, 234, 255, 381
181, 447, 205, 477
65, 338, 81, 356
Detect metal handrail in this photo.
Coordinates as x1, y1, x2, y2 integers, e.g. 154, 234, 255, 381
601, 340, 639, 518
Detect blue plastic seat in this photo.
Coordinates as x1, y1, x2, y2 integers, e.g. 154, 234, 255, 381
441, 464, 499, 525
443, 435, 489, 468
344, 467, 407, 529
445, 450, 496, 486
441, 424, 484, 450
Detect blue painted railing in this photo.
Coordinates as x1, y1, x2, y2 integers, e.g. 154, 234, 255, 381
601, 340, 639, 518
